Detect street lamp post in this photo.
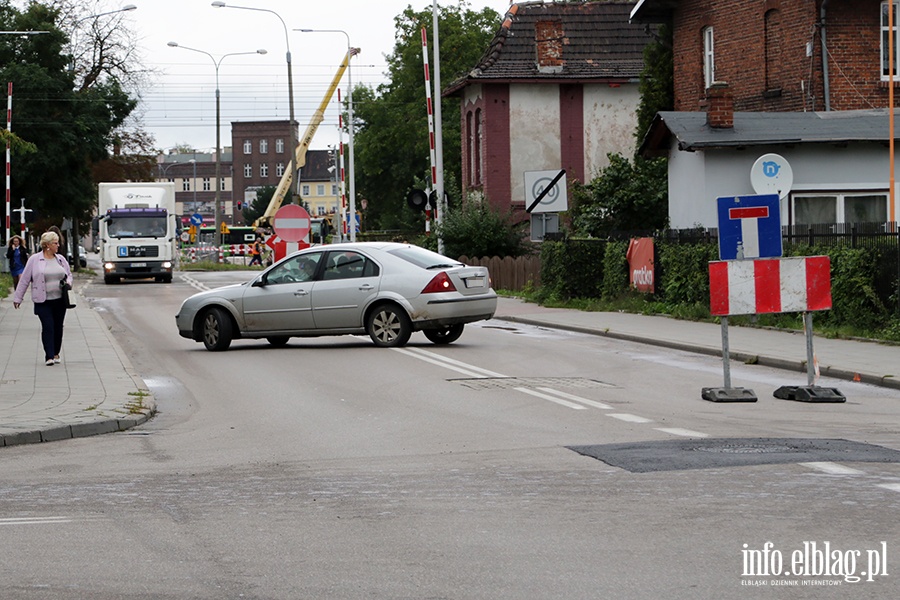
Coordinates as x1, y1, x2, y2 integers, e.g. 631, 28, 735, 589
211, 2, 298, 205
167, 42, 266, 246
297, 28, 358, 241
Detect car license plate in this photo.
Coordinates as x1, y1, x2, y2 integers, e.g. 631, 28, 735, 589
131, 262, 147, 267
465, 277, 484, 288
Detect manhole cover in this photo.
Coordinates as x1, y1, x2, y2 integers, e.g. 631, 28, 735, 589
692, 444, 795, 454
568, 438, 900, 473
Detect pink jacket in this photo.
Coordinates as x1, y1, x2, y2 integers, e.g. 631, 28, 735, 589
13, 252, 73, 304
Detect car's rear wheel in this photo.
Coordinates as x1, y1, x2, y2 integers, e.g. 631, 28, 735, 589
423, 324, 464, 345
367, 304, 412, 348
202, 307, 233, 351
266, 336, 289, 347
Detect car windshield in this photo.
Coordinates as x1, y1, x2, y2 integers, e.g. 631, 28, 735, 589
387, 246, 463, 269
107, 216, 168, 238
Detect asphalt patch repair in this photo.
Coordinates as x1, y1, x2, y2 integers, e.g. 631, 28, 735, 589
567, 438, 900, 473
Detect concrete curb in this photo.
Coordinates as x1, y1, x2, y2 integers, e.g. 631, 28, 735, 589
496, 315, 900, 392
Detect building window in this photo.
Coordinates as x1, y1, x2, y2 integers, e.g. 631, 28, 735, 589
474, 108, 483, 185
317, 206, 325, 216
882, 2, 900, 79
302, 184, 310, 196
260, 139, 268, 154
276, 162, 285, 177
203, 177, 211, 191
243, 139, 252, 154
220, 177, 226, 191
276, 138, 284, 153
244, 163, 252, 178
260, 163, 268, 178
466, 109, 484, 186
703, 26, 715, 88
182, 179, 190, 191
331, 184, 338, 195
792, 193, 888, 225
317, 184, 325, 196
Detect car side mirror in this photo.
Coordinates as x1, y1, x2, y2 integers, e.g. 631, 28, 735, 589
252, 275, 268, 287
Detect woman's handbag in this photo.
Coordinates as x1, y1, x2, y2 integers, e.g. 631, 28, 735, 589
60, 278, 76, 309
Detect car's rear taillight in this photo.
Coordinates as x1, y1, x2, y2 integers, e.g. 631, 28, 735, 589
421, 271, 457, 293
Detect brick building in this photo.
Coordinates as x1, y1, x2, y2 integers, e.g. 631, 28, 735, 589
631, 0, 897, 113
445, 1, 653, 218
231, 120, 295, 224
633, 1, 900, 228
156, 151, 231, 226
230, 120, 341, 225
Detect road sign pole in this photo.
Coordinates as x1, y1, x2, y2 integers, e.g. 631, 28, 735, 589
721, 317, 731, 389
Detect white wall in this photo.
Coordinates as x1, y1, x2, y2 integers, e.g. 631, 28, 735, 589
668, 143, 898, 229
582, 84, 641, 179
509, 84, 561, 204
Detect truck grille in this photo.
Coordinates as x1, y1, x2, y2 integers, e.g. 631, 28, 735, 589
120, 246, 159, 258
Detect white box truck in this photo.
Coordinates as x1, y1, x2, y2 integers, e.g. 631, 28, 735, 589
98, 182, 178, 284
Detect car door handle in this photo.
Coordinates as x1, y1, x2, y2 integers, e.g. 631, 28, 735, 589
293, 289, 309, 296
358, 284, 374, 291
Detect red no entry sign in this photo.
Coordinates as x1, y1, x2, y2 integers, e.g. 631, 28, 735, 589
272, 204, 311, 242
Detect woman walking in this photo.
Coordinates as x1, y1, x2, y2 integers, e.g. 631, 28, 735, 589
13, 231, 73, 366
6, 234, 29, 288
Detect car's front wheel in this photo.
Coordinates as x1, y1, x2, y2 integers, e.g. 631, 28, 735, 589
367, 304, 412, 348
423, 324, 464, 345
201, 307, 233, 351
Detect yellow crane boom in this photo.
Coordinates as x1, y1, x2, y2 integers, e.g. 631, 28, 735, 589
254, 49, 356, 228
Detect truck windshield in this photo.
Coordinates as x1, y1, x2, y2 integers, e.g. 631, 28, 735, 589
107, 216, 168, 238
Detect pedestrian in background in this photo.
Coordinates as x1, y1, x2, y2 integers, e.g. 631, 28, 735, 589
6, 234, 29, 289
13, 231, 73, 366
248, 237, 263, 266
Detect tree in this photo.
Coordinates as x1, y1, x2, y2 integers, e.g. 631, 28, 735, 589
242, 185, 277, 225
435, 201, 531, 259
635, 24, 673, 148
0, 1, 143, 251
352, 3, 500, 231
569, 153, 668, 237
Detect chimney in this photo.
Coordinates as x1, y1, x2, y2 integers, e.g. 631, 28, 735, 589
705, 82, 733, 129
535, 20, 564, 73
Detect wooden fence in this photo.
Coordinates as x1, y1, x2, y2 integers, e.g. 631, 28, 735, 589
459, 255, 541, 292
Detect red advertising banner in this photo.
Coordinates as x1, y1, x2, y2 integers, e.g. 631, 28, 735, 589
627, 237, 655, 293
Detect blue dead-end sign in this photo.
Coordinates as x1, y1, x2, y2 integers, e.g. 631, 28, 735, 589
717, 194, 782, 260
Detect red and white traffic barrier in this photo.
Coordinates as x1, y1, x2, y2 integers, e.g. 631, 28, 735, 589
709, 256, 831, 316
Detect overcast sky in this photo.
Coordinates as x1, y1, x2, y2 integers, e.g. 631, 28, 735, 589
120, 0, 515, 153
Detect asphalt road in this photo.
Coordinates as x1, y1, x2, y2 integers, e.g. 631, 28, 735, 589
1, 270, 898, 599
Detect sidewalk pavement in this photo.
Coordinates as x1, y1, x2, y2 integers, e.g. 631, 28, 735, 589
0, 286, 154, 448
2, 291, 897, 448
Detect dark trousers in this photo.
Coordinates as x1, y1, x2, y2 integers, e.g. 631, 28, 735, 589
33, 298, 67, 361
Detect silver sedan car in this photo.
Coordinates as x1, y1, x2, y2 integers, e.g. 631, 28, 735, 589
176, 242, 498, 351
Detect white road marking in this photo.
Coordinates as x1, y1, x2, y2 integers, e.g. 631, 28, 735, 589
655, 427, 709, 438
607, 413, 653, 424
536, 387, 612, 410
179, 274, 207, 292
399, 348, 508, 378
0, 516, 73, 526
392, 348, 504, 379
877, 483, 900, 493
514, 387, 587, 410
800, 462, 866, 476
